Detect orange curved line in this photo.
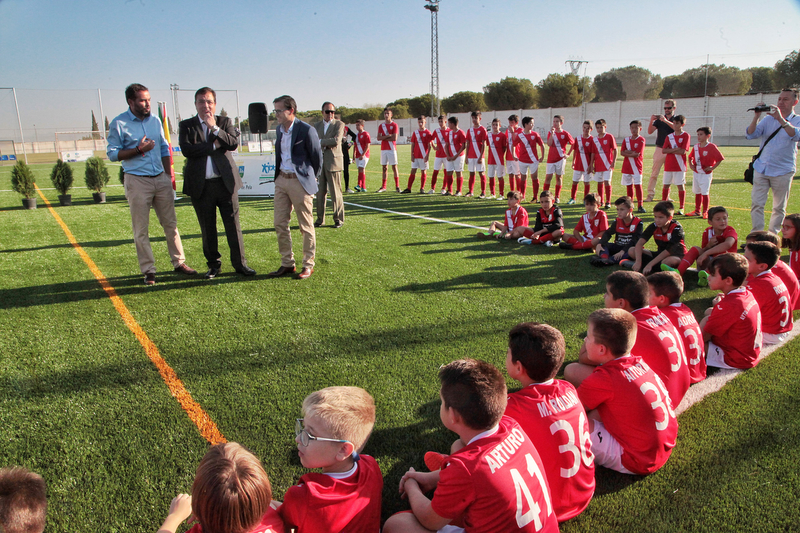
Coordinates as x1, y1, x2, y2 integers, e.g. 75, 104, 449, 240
35, 185, 225, 445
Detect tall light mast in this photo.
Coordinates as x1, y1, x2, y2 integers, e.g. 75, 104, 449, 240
424, 1, 440, 117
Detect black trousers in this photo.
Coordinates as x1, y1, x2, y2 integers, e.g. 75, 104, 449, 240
191, 178, 247, 269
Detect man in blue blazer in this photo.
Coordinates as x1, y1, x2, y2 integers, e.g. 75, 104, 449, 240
269, 95, 322, 279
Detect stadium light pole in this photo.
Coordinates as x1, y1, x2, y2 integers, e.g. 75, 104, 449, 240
424, 1, 440, 117
5, 87, 28, 164
170, 84, 180, 131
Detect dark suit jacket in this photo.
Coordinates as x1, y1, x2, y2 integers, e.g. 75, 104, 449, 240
179, 115, 242, 198
314, 119, 345, 172
275, 118, 322, 195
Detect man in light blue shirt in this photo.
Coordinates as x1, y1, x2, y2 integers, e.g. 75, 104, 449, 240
107, 83, 196, 285
745, 88, 800, 234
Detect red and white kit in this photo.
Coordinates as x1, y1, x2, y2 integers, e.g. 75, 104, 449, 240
515, 131, 544, 175
410, 128, 433, 169
574, 210, 609, 240
620, 135, 645, 185
355, 131, 371, 164
188, 509, 284, 533
430, 416, 559, 533
772, 260, 800, 311
704, 287, 762, 369
592, 133, 617, 181
505, 125, 523, 174
663, 131, 690, 185
505, 380, 595, 522
702, 225, 738, 253
747, 270, 792, 341
578, 355, 678, 475
689, 142, 723, 194
446, 128, 467, 172
433, 127, 451, 171
661, 303, 706, 384
547, 130, 574, 175
505, 205, 529, 231
466, 125, 487, 172
379, 121, 398, 166
487, 132, 507, 178
572, 136, 595, 181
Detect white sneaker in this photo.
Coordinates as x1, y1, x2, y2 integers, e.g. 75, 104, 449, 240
427, 189, 435, 194
465, 192, 473, 197
455, 192, 463, 197
544, 240, 553, 247
376, 187, 386, 193
518, 237, 532, 245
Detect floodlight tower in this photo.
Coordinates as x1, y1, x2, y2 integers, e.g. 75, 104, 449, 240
170, 83, 181, 130
424, 1, 440, 117
566, 58, 589, 121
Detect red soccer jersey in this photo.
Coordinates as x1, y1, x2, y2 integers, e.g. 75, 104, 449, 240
661, 303, 706, 384
487, 132, 508, 165
446, 128, 467, 158
574, 210, 609, 240
410, 128, 433, 159
620, 135, 646, 175
577, 355, 678, 475
592, 134, 617, 172
631, 306, 690, 408
378, 121, 398, 151
466, 126, 488, 159
505, 381, 595, 523
278, 455, 383, 533
773, 260, 800, 310
430, 416, 559, 533
434, 127, 451, 158
689, 142, 724, 172
355, 131, 371, 158
547, 130, 574, 163
187, 509, 284, 533
704, 287, 762, 369
515, 131, 544, 164
700, 225, 738, 254
505, 205, 529, 231
746, 270, 793, 334
572, 136, 595, 171
644, 220, 688, 256
506, 126, 523, 159
790, 249, 800, 281
663, 131, 690, 172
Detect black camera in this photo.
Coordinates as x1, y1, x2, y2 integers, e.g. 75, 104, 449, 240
748, 105, 774, 113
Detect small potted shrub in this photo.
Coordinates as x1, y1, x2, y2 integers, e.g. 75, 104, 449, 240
84, 156, 110, 203
51, 159, 74, 206
11, 159, 37, 209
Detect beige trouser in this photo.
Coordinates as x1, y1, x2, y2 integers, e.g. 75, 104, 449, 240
316, 167, 344, 225
646, 146, 667, 199
274, 174, 316, 269
124, 172, 185, 274
750, 170, 794, 234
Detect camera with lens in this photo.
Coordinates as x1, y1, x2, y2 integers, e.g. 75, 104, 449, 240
748, 105, 774, 113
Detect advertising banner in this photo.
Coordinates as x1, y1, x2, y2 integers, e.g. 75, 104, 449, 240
233, 154, 276, 196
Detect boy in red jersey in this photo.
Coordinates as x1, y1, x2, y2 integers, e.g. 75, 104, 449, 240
560, 193, 609, 251
687, 126, 725, 218
593, 196, 643, 266
444, 116, 467, 196
353, 120, 370, 192
376, 107, 400, 192
747, 230, 799, 310
569, 120, 596, 204
504, 323, 595, 522
567, 271, 690, 408
383, 359, 558, 533
465, 111, 488, 197
486, 118, 508, 198
660, 115, 690, 214
479, 191, 529, 240
592, 119, 617, 208
567, 309, 678, 476
505, 114, 523, 195
519, 191, 564, 246
648, 271, 707, 383
544, 115, 574, 203
430, 115, 450, 194
514, 116, 544, 201
663, 206, 737, 285
619, 120, 647, 213
279, 386, 382, 533
0, 466, 47, 533
402, 115, 433, 194
744, 241, 793, 345
699, 253, 762, 369
631, 201, 686, 275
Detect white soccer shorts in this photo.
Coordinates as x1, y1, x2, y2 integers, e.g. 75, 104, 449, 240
356, 157, 369, 169
467, 158, 485, 172
546, 160, 566, 175
594, 170, 612, 182
519, 161, 538, 176
590, 420, 633, 474
663, 171, 686, 186
692, 171, 712, 194
487, 164, 505, 178
380, 149, 398, 166
505, 159, 520, 175
573, 170, 592, 182
411, 158, 429, 170
433, 156, 447, 171
621, 173, 642, 186
445, 155, 465, 173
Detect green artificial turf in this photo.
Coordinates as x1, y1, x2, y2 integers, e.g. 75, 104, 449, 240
0, 145, 798, 532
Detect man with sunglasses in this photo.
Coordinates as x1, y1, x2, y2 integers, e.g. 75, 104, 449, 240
314, 102, 346, 228
646, 99, 678, 202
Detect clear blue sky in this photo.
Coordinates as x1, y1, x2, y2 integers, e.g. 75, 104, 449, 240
1, 0, 798, 140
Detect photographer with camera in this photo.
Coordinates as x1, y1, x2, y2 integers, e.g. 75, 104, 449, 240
746, 88, 800, 234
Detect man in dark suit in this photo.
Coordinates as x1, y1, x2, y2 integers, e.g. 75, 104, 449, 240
314, 102, 345, 228
269, 95, 322, 279
179, 87, 254, 279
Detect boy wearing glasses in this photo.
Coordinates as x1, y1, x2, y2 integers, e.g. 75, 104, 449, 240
278, 386, 382, 533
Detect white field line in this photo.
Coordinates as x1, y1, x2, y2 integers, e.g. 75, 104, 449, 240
343, 200, 486, 230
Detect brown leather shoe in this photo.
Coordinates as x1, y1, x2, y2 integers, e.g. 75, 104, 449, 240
144, 273, 156, 285
267, 265, 296, 277
297, 267, 313, 279
174, 263, 198, 275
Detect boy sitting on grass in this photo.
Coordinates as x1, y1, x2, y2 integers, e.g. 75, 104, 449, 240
747, 230, 799, 310
278, 386, 382, 533
383, 359, 558, 533
560, 193, 609, 251
699, 253, 762, 370
648, 271, 706, 384
518, 190, 564, 246
744, 242, 793, 346
478, 191, 528, 239
630, 201, 686, 275
0, 466, 47, 533
662, 206, 737, 286
592, 196, 643, 266
566, 309, 678, 476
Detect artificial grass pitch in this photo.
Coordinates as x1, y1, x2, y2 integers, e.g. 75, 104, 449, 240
0, 146, 798, 532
